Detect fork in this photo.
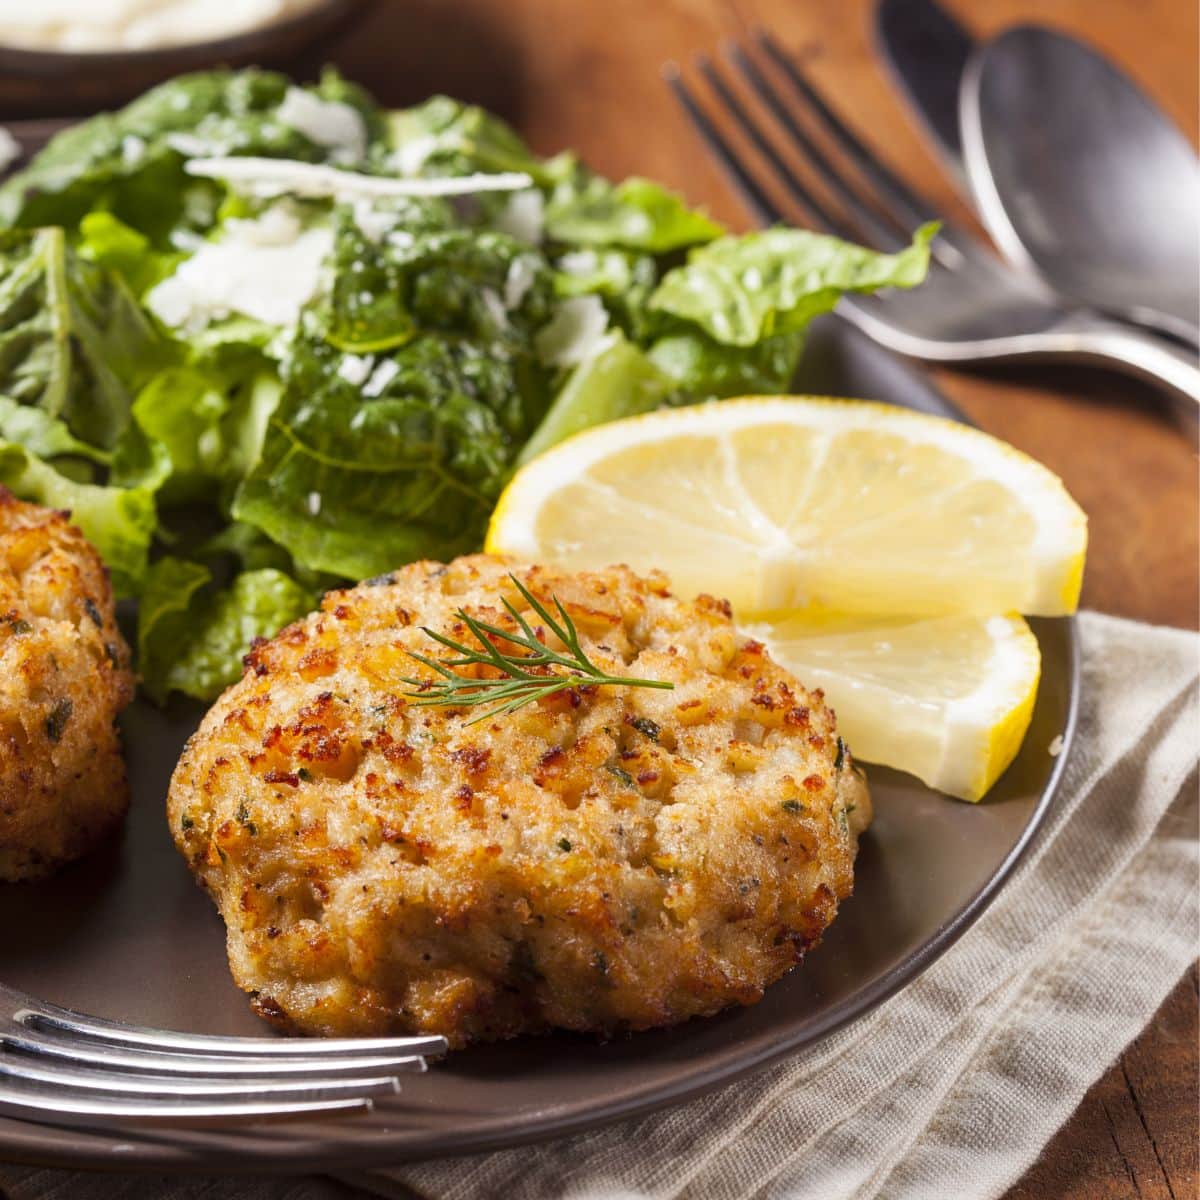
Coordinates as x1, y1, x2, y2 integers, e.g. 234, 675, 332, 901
665, 30, 1200, 409
0, 982, 446, 1127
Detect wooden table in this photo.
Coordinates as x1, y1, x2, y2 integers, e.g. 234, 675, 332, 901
0, 3, 1190, 1198
328, 0, 1198, 1194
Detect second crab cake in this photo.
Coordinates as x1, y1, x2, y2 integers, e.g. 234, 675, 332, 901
169, 555, 870, 1047
0, 489, 135, 881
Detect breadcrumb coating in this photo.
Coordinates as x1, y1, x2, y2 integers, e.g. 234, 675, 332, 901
169, 556, 870, 1046
0, 489, 134, 881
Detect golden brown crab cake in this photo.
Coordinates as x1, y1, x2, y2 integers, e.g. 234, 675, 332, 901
169, 555, 870, 1047
0, 489, 135, 881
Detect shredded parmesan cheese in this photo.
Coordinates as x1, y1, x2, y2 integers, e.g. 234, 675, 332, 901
276, 88, 367, 164
186, 157, 533, 200
535, 296, 613, 367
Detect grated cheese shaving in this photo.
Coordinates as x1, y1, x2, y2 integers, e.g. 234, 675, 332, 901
186, 157, 533, 200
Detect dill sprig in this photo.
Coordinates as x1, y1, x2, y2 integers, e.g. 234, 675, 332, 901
401, 574, 674, 725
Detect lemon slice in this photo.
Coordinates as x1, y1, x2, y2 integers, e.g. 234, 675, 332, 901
749, 610, 1041, 801
487, 397, 1086, 618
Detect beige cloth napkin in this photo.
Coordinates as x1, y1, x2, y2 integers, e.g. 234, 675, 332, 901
2, 611, 1197, 1200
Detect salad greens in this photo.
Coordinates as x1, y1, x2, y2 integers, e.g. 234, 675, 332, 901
0, 68, 931, 702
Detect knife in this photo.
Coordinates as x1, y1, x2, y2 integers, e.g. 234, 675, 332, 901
872, 0, 975, 190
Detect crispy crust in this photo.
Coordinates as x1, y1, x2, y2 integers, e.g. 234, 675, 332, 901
0, 489, 135, 881
169, 556, 871, 1046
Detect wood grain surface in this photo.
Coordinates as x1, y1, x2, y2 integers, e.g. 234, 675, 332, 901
0, 1, 1194, 1196
327, 1, 1199, 1195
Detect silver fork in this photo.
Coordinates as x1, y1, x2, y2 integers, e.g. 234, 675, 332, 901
0, 982, 446, 1127
665, 29, 1200, 409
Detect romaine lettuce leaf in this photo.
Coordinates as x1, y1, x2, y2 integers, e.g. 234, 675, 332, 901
196, 521, 297, 575
650, 223, 937, 346
0, 443, 155, 595
114, 368, 280, 505
325, 210, 550, 352
0, 227, 174, 450
233, 328, 551, 579
518, 332, 673, 465
0, 69, 385, 239
77, 212, 180, 298
138, 557, 313, 702
0, 395, 111, 465
546, 174, 724, 252
231, 212, 558, 578
386, 96, 545, 180
648, 330, 805, 400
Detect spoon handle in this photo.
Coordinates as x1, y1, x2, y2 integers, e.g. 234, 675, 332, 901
1067, 317, 1200, 411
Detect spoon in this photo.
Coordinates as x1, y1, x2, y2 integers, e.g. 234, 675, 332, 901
960, 25, 1200, 349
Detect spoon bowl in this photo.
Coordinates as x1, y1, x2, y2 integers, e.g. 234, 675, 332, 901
961, 25, 1200, 347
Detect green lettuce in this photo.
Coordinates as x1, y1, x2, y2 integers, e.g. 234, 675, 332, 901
518, 332, 672, 465
0, 228, 174, 449
546, 174, 724, 252
386, 96, 547, 180
648, 331, 805, 401
113, 368, 280, 504
0, 68, 385, 238
650, 223, 937, 346
138, 557, 312, 702
0, 395, 111, 465
77, 212, 180, 298
233, 328, 551, 579
231, 213, 557, 577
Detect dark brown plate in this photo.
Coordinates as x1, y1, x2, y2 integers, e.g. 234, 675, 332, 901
0, 316, 1079, 1171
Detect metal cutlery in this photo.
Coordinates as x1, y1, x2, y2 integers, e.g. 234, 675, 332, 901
664, 30, 1200, 409
876, 0, 1200, 350
0, 983, 446, 1127
873, 0, 973, 188
960, 24, 1200, 348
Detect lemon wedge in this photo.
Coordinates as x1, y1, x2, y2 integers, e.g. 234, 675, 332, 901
746, 610, 1041, 801
487, 397, 1087, 618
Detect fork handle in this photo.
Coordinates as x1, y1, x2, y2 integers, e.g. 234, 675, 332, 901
1066, 316, 1200, 411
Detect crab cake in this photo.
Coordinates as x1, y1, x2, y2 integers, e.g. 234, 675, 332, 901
0, 490, 135, 881
169, 556, 871, 1047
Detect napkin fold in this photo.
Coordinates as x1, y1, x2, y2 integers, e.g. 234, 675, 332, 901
3, 612, 1197, 1200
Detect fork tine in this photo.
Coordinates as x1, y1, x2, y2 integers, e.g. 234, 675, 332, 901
0, 1082, 371, 1126
663, 63, 787, 229
3, 1029, 429, 1076
722, 42, 911, 250
754, 27, 937, 231
693, 54, 860, 242
16, 1012, 448, 1060
0, 1055, 401, 1101
12, 993, 447, 1058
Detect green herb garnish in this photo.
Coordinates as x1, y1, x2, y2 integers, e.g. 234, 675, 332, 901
630, 715, 661, 741
44, 698, 73, 742
402, 575, 673, 725
235, 800, 258, 837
